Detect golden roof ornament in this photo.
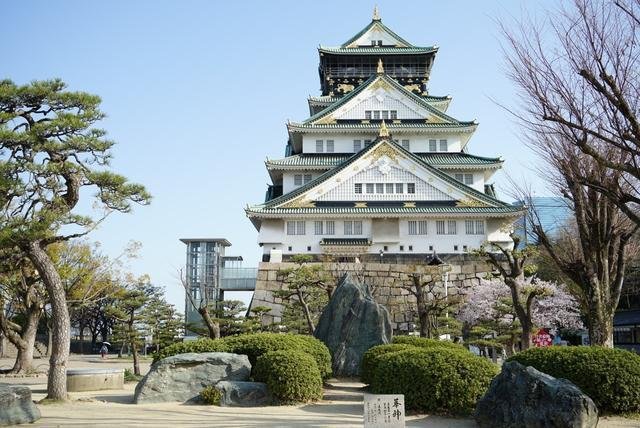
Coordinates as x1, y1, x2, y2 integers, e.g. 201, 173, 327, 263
377, 58, 384, 74
379, 120, 390, 137
373, 5, 380, 21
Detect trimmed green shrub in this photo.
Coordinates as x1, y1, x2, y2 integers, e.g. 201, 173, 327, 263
200, 386, 222, 405
254, 350, 323, 404
360, 344, 414, 385
508, 346, 640, 414
152, 338, 229, 363
392, 336, 464, 350
370, 347, 498, 415
225, 333, 332, 379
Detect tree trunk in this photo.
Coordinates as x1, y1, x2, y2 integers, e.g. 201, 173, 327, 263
297, 290, 315, 335
12, 308, 39, 373
25, 242, 70, 401
197, 307, 220, 339
78, 322, 85, 355
0, 333, 4, 358
520, 319, 533, 350
587, 310, 614, 347
46, 321, 53, 357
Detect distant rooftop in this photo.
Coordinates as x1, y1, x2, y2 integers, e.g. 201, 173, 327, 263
179, 238, 232, 246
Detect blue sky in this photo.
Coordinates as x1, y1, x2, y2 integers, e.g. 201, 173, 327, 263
2, 0, 557, 309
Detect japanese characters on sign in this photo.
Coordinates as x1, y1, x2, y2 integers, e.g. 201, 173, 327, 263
364, 393, 405, 428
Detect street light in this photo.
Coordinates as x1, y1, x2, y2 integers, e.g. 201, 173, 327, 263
379, 249, 384, 263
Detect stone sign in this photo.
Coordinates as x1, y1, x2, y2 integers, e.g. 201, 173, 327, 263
364, 393, 405, 428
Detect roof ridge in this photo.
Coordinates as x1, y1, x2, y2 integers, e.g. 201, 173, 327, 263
340, 18, 414, 48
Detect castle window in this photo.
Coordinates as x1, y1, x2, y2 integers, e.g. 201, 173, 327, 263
355, 183, 363, 194
326, 140, 334, 153
364, 139, 372, 147
401, 140, 410, 150
307, 246, 312, 251
294, 174, 302, 186
385, 183, 394, 193
354, 221, 363, 235
353, 140, 362, 152
464, 174, 473, 185
465, 220, 485, 235
326, 221, 335, 235
314, 221, 323, 235
454, 245, 459, 251
418, 220, 428, 235
396, 183, 404, 193
373, 111, 380, 120
366, 183, 374, 194
463, 245, 468, 252
439, 139, 448, 151
436, 220, 445, 235
429, 245, 433, 251
381, 110, 389, 120
400, 245, 404, 251
429, 139, 437, 152
365, 111, 372, 120
344, 221, 353, 235
287, 221, 296, 235
377, 40, 383, 46
383, 245, 388, 251
376, 183, 384, 193
407, 183, 416, 194
454, 173, 464, 182
296, 221, 306, 235
447, 220, 457, 235
475, 220, 485, 234
304, 174, 312, 184
408, 221, 417, 235
409, 245, 413, 251
390, 110, 397, 119
316, 140, 324, 153
288, 246, 292, 251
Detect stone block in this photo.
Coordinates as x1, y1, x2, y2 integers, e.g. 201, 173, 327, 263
0, 385, 40, 426
67, 368, 124, 392
215, 381, 272, 407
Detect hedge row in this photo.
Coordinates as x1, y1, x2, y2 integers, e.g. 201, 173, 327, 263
370, 347, 498, 415
509, 346, 640, 414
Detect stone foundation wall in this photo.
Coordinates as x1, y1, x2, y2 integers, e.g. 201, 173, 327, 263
251, 256, 494, 332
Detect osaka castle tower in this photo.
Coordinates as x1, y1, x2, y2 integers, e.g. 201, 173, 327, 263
246, 9, 522, 263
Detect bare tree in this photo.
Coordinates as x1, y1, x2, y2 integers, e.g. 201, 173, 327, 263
179, 269, 220, 339
500, 0, 640, 224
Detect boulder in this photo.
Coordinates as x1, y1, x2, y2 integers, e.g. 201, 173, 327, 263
215, 381, 272, 407
314, 273, 392, 376
475, 361, 598, 428
134, 352, 251, 404
0, 384, 40, 426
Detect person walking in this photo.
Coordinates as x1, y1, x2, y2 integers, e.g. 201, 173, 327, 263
100, 343, 108, 359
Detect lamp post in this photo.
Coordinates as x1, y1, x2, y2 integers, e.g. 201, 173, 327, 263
379, 249, 384, 264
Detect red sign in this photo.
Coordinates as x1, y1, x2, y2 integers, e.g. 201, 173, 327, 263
532, 329, 553, 347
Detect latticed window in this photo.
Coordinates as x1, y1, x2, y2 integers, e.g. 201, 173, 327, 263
408, 221, 417, 235
304, 174, 312, 184
401, 140, 410, 150
354, 221, 363, 235
436, 220, 445, 235
376, 183, 384, 193
396, 183, 404, 193
419, 220, 428, 235
326, 140, 334, 153
344, 221, 353, 235
366, 183, 374, 194
354, 183, 362, 194
439, 139, 448, 151
364, 139, 372, 147
294, 174, 302, 185
373, 111, 380, 119
326, 221, 335, 235
429, 139, 437, 152
316, 140, 323, 153
475, 220, 485, 234
287, 221, 296, 235
465, 220, 474, 234
385, 183, 394, 193
454, 173, 464, 182
390, 110, 398, 119
314, 221, 323, 235
464, 174, 473, 185
381, 110, 389, 120
447, 220, 457, 235
365, 111, 372, 120
353, 140, 361, 152
296, 221, 306, 235
407, 183, 416, 194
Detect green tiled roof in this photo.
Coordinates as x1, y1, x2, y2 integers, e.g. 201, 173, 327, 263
301, 74, 472, 126
266, 152, 503, 170
247, 205, 522, 216
251, 137, 513, 214
288, 121, 477, 132
308, 93, 451, 104
319, 46, 438, 55
320, 238, 372, 246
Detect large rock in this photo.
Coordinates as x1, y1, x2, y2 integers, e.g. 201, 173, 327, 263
134, 352, 251, 404
0, 384, 40, 426
314, 273, 392, 376
215, 381, 272, 407
475, 361, 598, 428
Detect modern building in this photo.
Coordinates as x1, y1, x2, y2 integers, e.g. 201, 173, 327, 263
512, 197, 573, 245
246, 9, 522, 262
180, 238, 256, 336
